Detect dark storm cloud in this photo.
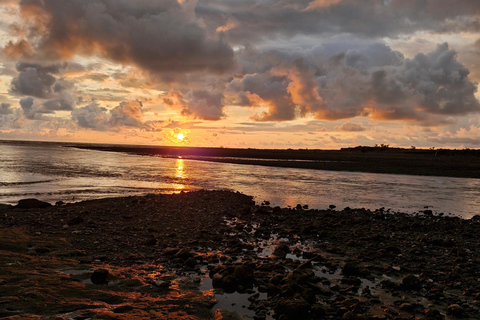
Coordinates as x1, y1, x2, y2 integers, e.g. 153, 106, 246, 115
196, 0, 480, 43
19, 96, 35, 119
11, 0, 236, 75
0, 103, 13, 115
228, 43, 480, 124
10, 62, 77, 119
10, 62, 67, 98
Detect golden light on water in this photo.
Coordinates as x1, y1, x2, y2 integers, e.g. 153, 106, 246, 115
174, 158, 186, 191
175, 158, 185, 179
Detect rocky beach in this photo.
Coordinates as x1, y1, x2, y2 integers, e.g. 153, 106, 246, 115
1, 190, 480, 320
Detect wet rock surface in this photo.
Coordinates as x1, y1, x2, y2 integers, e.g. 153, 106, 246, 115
1, 190, 480, 319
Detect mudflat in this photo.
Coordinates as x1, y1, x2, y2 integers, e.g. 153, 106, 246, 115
1, 190, 480, 319
73, 145, 480, 179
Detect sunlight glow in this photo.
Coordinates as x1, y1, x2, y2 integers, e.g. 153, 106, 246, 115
177, 133, 184, 140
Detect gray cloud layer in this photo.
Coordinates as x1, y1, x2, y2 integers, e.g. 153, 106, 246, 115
12, 62, 75, 119
2, 0, 480, 130
197, 0, 480, 43
10, 0, 236, 76
228, 42, 480, 124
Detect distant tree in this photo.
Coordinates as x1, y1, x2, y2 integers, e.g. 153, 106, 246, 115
410, 146, 416, 150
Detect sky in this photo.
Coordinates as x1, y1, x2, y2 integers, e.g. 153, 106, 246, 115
1, 0, 480, 149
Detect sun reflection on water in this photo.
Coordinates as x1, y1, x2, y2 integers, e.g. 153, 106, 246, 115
174, 158, 186, 190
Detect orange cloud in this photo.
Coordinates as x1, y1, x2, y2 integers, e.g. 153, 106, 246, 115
304, 0, 343, 10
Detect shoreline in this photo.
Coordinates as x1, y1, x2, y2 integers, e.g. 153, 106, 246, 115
1, 190, 480, 319
72, 144, 480, 179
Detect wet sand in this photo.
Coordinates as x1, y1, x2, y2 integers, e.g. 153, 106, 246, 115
1, 190, 480, 319
73, 145, 480, 179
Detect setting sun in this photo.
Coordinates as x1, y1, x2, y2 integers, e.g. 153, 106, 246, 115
177, 133, 184, 140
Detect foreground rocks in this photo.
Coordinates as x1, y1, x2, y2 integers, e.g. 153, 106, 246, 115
1, 190, 480, 319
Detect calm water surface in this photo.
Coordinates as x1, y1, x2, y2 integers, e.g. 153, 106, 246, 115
1, 141, 479, 218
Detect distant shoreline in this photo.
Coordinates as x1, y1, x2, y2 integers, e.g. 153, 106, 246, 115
70, 144, 480, 179
1, 139, 479, 178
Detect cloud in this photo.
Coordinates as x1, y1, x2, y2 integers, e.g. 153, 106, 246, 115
164, 89, 226, 120
71, 100, 160, 131
335, 122, 366, 132
197, 0, 480, 44
8, 0, 236, 76
109, 100, 144, 128
10, 62, 66, 98
19, 96, 35, 119
71, 102, 110, 130
183, 90, 225, 120
0, 103, 13, 115
227, 72, 295, 121
228, 42, 480, 125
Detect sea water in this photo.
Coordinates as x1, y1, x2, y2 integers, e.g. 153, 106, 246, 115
1, 140, 480, 218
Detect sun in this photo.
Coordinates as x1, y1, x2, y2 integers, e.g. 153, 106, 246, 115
177, 133, 184, 140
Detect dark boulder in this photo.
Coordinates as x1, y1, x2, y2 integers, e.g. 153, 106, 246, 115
16, 198, 52, 209
91, 269, 109, 285
233, 265, 255, 287
274, 299, 311, 319
342, 262, 362, 276
67, 216, 84, 226
401, 274, 421, 291
273, 242, 290, 258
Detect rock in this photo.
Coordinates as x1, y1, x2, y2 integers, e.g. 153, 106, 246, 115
447, 304, 463, 316
185, 257, 197, 268
222, 275, 238, 293
213, 309, 243, 320
144, 237, 157, 246
273, 242, 290, 258
399, 303, 415, 312
16, 198, 52, 209
267, 284, 281, 296
67, 216, 84, 226
153, 280, 170, 289
341, 311, 356, 320
233, 265, 255, 287
163, 247, 180, 256
34, 246, 51, 254
91, 269, 109, 285
113, 305, 134, 313
342, 262, 362, 276
212, 273, 224, 288
0, 204, 13, 212
401, 274, 421, 291
274, 299, 310, 319
424, 308, 443, 320
175, 248, 193, 260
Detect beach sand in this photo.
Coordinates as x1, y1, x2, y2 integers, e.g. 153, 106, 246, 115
1, 190, 479, 319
